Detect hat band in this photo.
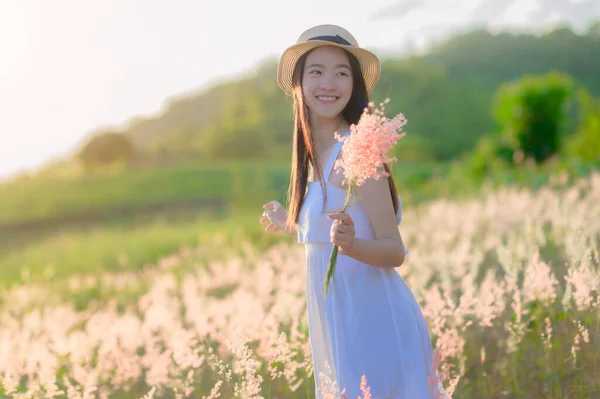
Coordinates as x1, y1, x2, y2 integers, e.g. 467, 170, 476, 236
307, 35, 353, 47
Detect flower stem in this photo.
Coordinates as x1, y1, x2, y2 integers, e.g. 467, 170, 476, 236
323, 181, 356, 295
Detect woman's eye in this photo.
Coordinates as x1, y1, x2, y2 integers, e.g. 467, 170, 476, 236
337, 72, 349, 77
308, 70, 321, 75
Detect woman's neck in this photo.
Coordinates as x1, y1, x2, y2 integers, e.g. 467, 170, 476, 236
310, 116, 348, 151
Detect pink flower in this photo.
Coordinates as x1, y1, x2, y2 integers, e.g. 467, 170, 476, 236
324, 99, 407, 294
359, 375, 371, 399
333, 100, 407, 187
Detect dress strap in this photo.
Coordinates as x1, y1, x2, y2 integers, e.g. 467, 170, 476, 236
324, 131, 349, 182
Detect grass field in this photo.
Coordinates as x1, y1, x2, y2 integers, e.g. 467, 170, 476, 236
0, 207, 292, 290
2, 157, 597, 292
3, 155, 596, 228
0, 158, 445, 290
0, 160, 286, 226
0, 159, 448, 227
0, 172, 598, 398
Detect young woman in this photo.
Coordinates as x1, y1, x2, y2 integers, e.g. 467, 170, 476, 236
260, 24, 447, 399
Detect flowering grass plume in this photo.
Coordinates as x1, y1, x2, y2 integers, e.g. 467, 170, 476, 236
1, 173, 599, 397
323, 99, 407, 295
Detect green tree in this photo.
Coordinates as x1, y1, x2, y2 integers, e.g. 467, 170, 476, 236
565, 88, 600, 163
493, 71, 574, 164
373, 60, 491, 160
586, 19, 600, 40
392, 133, 435, 162
201, 87, 269, 159
78, 131, 135, 172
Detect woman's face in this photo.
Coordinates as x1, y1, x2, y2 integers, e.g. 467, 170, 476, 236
302, 46, 353, 121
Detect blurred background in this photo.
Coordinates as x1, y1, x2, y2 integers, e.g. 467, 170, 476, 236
1, 2, 600, 398
1, 0, 599, 286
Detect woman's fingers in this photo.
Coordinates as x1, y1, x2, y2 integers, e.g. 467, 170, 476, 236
261, 213, 275, 231
331, 231, 351, 246
263, 200, 279, 211
261, 200, 289, 234
327, 212, 354, 227
265, 223, 280, 233
261, 204, 280, 233
330, 215, 356, 250
261, 201, 275, 224
332, 220, 354, 234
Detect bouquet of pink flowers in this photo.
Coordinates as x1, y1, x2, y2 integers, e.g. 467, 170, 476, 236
324, 99, 407, 295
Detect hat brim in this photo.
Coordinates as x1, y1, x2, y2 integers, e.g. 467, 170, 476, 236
277, 41, 380, 95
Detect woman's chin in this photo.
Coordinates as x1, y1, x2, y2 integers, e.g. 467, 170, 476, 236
311, 109, 345, 121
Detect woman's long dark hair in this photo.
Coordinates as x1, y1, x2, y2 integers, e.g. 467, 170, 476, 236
284, 47, 399, 234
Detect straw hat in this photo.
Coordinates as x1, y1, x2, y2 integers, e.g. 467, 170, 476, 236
277, 24, 381, 95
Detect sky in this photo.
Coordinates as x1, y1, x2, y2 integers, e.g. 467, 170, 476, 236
0, 0, 599, 180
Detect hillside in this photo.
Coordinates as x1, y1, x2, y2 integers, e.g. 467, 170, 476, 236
422, 26, 600, 93
85, 22, 600, 163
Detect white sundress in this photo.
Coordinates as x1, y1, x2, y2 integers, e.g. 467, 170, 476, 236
298, 132, 447, 399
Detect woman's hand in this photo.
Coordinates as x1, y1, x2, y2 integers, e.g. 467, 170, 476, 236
260, 200, 288, 234
328, 212, 355, 254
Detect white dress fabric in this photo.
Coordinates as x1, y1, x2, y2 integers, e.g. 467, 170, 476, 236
298, 132, 447, 399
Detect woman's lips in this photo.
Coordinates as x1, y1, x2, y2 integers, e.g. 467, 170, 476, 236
316, 95, 339, 104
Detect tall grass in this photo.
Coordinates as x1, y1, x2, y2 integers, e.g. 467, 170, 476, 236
0, 173, 598, 398
0, 210, 285, 290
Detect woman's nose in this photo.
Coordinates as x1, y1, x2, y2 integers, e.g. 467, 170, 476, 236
320, 77, 335, 90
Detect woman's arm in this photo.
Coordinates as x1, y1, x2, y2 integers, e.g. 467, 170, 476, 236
329, 174, 406, 268
343, 235, 405, 268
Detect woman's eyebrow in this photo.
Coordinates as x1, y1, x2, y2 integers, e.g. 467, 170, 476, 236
306, 63, 351, 70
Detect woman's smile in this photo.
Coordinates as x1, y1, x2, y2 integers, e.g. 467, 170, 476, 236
316, 95, 340, 104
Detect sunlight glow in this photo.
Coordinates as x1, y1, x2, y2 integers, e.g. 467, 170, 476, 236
0, 3, 30, 80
